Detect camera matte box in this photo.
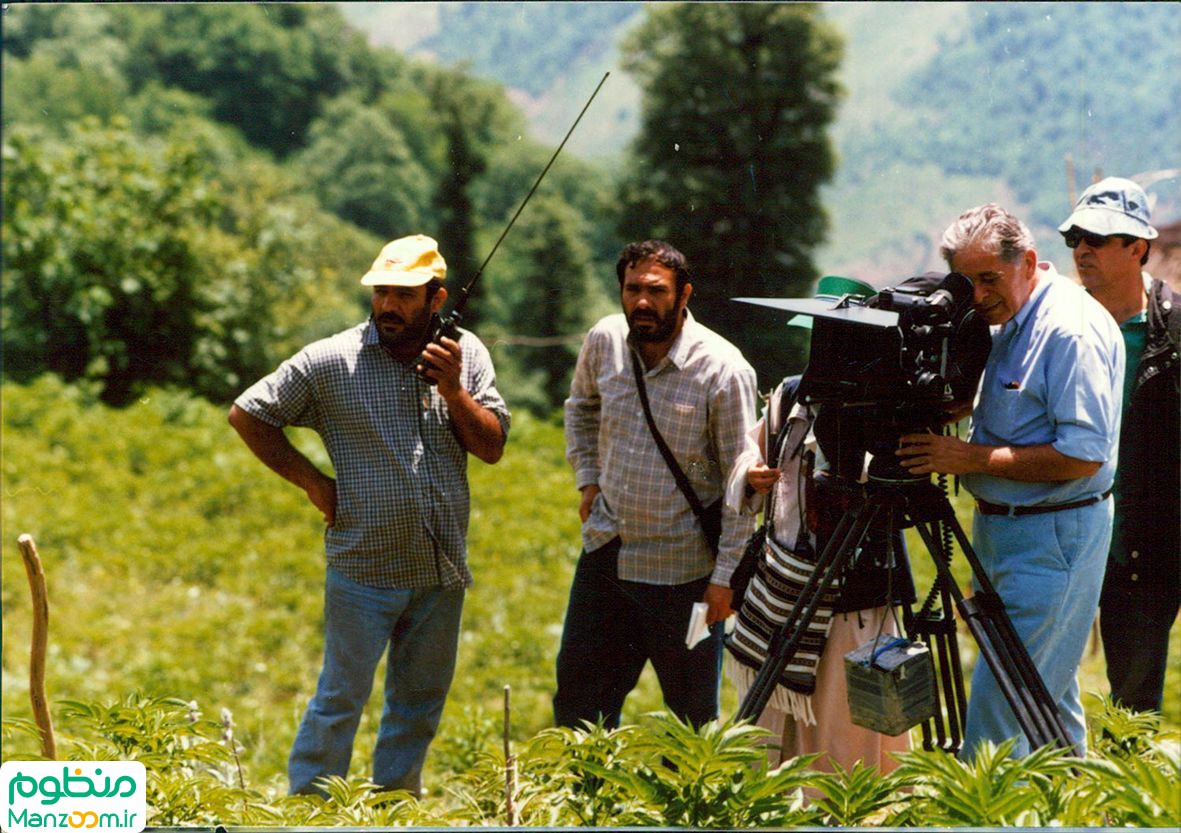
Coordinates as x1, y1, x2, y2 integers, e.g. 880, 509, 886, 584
844, 638, 937, 736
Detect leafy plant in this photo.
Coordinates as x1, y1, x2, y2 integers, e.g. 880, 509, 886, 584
810, 761, 907, 827
4, 691, 1180, 827
893, 738, 1081, 826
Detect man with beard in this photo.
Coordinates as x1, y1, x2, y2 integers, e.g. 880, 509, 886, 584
229, 234, 508, 796
555, 239, 757, 728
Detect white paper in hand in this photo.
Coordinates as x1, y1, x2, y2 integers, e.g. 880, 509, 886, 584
685, 601, 710, 649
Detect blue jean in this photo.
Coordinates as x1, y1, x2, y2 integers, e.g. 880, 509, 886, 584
553, 538, 724, 730
961, 499, 1111, 759
288, 566, 465, 796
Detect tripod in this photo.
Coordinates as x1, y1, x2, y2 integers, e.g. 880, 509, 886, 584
734, 474, 1081, 757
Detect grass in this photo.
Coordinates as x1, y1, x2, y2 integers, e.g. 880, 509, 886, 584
2, 375, 1177, 798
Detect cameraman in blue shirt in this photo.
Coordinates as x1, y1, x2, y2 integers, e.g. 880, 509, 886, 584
897, 203, 1124, 758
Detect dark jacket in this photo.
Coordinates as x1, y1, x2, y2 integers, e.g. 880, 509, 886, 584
1114, 277, 1180, 591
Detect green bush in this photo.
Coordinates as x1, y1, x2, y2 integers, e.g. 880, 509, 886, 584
2, 699, 1176, 827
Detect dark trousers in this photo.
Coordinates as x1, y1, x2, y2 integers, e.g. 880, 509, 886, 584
553, 537, 724, 730
1099, 561, 1180, 714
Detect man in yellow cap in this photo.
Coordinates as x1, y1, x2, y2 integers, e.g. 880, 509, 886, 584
229, 234, 509, 797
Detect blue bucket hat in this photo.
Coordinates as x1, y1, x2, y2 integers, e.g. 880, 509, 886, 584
1058, 177, 1158, 240
788, 275, 877, 329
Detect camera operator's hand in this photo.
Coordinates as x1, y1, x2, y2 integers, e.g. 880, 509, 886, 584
746, 463, 781, 495
703, 582, 734, 624
896, 431, 980, 475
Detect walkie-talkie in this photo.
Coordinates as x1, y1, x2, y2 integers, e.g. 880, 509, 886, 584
417, 71, 609, 384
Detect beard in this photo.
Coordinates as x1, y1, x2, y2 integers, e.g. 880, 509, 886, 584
374, 304, 434, 353
627, 306, 680, 343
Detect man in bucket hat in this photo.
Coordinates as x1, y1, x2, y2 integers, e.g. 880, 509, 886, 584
1060, 178, 1179, 716
229, 234, 509, 796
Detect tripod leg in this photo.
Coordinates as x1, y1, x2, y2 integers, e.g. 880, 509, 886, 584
923, 520, 969, 750
919, 610, 964, 753
912, 505, 1080, 756
907, 519, 966, 753
940, 585, 968, 744
735, 501, 881, 723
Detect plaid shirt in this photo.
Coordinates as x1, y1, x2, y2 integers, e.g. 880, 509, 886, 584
565, 312, 758, 585
235, 320, 510, 589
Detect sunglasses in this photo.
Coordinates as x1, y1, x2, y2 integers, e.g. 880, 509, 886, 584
1063, 228, 1132, 249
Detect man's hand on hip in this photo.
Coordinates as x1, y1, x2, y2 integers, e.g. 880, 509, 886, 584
306, 474, 337, 526
578, 485, 601, 523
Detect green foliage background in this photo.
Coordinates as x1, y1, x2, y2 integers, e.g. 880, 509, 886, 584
2, 378, 1178, 825
1, 2, 616, 416
362, 2, 1181, 283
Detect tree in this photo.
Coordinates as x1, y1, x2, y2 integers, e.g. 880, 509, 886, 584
290, 94, 434, 239
487, 194, 605, 414
0, 5, 132, 133
2, 121, 220, 404
617, 3, 844, 383
131, 4, 388, 157
1, 118, 374, 405
421, 67, 524, 330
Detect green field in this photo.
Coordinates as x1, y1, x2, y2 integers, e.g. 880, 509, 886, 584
2, 375, 1178, 802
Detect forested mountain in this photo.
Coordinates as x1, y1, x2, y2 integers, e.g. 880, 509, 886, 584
344, 1, 1180, 282
3, 3, 847, 400
4, 3, 1178, 409
1, 3, 619, 412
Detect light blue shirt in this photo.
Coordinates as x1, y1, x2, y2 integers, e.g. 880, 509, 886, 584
963, 262, 1124, 506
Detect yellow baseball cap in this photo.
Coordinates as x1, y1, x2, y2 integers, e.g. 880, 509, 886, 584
360, 235, 447, 286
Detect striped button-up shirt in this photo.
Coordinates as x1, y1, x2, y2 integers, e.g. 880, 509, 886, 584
565, 312, 758, 585
235, 320, 510, 589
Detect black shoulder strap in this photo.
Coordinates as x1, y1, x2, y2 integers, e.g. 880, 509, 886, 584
630, 349, 709, 520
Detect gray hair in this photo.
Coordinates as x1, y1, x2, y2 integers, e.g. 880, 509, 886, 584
939, 203, 1036, 267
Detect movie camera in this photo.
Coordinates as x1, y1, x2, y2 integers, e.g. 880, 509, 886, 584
737, 271, 990, 483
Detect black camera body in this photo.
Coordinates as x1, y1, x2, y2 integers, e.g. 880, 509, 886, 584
797, 271, 980, 409
737, 271, 989, 483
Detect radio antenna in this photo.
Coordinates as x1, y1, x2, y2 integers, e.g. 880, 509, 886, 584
417, 72, 609, 384
447, 71, 609, 318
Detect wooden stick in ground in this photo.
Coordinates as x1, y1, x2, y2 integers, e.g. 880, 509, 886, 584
17, 534, 56, 760
503, 684, 518, 826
